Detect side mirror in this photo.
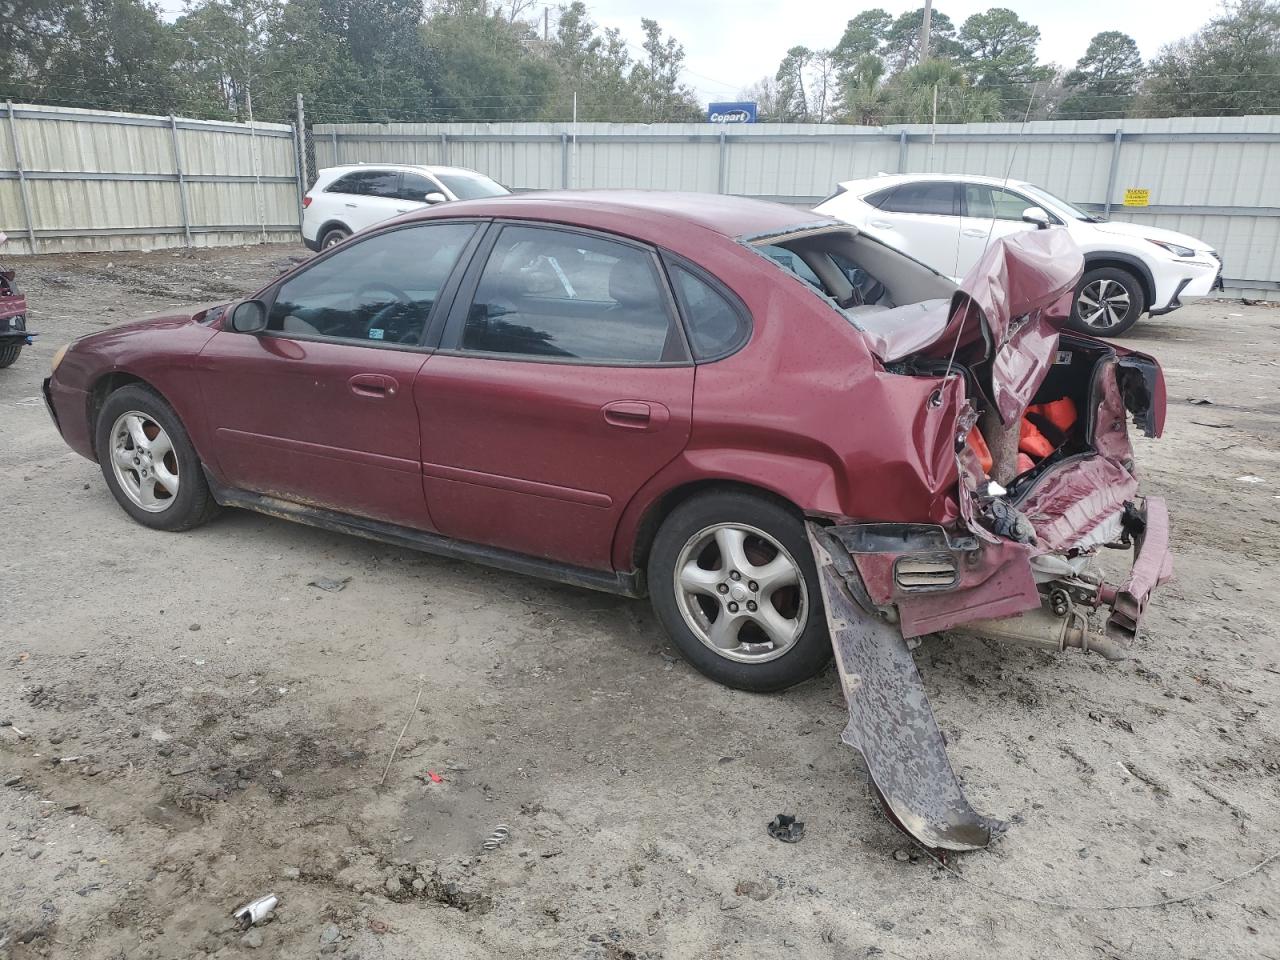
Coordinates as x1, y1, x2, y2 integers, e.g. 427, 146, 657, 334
229, 299, 268, 334
423, 192, 448, 205
1021, 206, 1051, 229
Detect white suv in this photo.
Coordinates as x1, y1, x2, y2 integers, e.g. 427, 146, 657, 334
302, 164, 510, 252
816, 174, 1223, 336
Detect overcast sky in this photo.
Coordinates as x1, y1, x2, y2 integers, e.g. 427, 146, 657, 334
586, 0, 1216, 102
157, 0, 1218, 103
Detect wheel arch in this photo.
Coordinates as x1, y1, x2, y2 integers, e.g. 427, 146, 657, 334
618, 475, 812, 587
1081, 253, 1155, 310
317, 220, 352, 243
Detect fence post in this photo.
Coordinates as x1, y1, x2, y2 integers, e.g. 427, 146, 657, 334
168, 116, 193, 247
5, 101, 37, 251
717, 128, 727, 194
439, 132, 449, 165
295, 93, 309, 189
1104, 128, 1123, 218
290, 121, 305, 224
561, 132, 569, 188
330, 130, 338, 165
898, 130, 908, 173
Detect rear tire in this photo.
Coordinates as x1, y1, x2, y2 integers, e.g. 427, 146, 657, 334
1068, 267, 1145, 337
647, 490, 830, 692
95, 384, 218, 532
0, 344, 21, 368
320, 227, 350, 250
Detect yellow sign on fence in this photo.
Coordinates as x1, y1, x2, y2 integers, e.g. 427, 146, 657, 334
1123, 188, 1151, 207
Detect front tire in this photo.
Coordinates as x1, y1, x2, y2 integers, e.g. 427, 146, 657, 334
95, 385, 217, 532
1069, 267, 1145, 336
648, 490, 830, 692
0, 343, 21, 369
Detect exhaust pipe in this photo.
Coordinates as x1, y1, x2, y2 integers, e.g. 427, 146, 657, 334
950, 606, 1128, 660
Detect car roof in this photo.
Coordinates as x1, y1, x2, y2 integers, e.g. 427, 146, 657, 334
402, 190, 839, 243
318, 163, 491, 178
838, 173, 1033, 192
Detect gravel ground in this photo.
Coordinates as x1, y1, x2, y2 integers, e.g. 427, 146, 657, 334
1, 244, 1278, 960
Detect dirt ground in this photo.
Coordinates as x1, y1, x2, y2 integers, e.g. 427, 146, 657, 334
2, 244, 1278, 960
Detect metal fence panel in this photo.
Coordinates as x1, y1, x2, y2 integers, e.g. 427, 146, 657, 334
1, 103, 302, 254
314, 115, 1280, 300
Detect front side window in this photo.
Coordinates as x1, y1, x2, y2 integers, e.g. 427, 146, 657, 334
460, 225, 678, 363
268, 223, 477, 345
965, 184, 1036, 221
436, 173, 509, 200
879, 181, 958, 216
400, 172, 442, 202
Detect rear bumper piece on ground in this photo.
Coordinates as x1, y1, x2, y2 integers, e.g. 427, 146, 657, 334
807, 525, 1005, 853
1102, 496, 1172, 640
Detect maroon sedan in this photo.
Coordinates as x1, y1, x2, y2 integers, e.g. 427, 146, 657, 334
45, 193, 1171, 845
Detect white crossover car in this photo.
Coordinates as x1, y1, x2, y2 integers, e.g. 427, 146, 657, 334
302, 164, 509, 252
816, 174, 1223, 336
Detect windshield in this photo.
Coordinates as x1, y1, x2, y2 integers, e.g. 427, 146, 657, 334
437, 173, 510, 200
1020, 184, 1098, 222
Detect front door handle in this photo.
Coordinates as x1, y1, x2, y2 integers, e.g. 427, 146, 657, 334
349, 373, 399, 398
868, 219, 892, 229
602, 400, 669, 431
962, 227, 988, 238
344, 202, 357, 208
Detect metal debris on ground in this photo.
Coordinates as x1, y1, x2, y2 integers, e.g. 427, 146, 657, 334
1186, 397, 1214, 405
233, 893, 279, 929
766, 814, 805, 843
482, 824, 511, 851
307, 576, 351, 592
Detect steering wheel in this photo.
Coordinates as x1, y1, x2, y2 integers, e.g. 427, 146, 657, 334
354, 281, 418, 343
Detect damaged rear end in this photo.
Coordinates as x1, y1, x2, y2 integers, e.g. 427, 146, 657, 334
808, 228, 1171, 852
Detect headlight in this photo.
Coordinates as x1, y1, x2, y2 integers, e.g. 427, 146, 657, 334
51, 344, 68, 372
1147, 238, 1196, 258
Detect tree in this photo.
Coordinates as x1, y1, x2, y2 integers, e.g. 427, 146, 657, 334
1139, 0, 1280, 117
629, 18, 701, 120
740, 76, 782, 121
775, 45, 812, 121
838, 53, 887, 125
883, 7, 959, 73
809, 49, 838, 122
1058, 31, 1143, 119
832, 9, 892, 66
881, 58, 1002, 123
958, 7, 1052, 118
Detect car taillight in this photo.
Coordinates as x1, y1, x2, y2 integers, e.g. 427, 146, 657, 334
302, 195, 312, 208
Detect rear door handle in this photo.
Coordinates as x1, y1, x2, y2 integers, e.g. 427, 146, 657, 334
602, 400, 669, 431
868, 219, 892, 229
349, 373, 398, 398
344, 202, 357, 208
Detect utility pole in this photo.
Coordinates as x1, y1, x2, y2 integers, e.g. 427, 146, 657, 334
920, 0, 933, 62
543, 5, 549, 41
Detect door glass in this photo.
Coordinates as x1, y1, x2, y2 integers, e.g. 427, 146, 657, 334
268, 223, 477, 345
327, 169, 399, 198
671, 265, 749, 360
965, 184, 1032, 221
880, 182, 957, 216
399, 172, 440, 202
757, 244, 823, 289
460, 226, 678, 363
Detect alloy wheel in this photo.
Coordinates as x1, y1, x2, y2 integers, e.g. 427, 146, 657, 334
673, 522, 808, 664
109, 411, 179, 513
1077, 278, 1132, 330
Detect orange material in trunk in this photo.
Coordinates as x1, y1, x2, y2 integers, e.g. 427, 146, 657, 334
966, 426, 994, 474
1019, 419, 1055, 459
1028, 397, 1078, 433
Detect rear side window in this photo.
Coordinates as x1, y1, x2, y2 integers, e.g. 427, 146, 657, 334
669, 262, 750, 361
879, 182, 958, 216
865, 187, 895, 209
460, 225, 680, 363
326, 169, 400, 199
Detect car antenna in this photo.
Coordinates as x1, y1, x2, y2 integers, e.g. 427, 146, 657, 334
944, 82, 1041, 381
